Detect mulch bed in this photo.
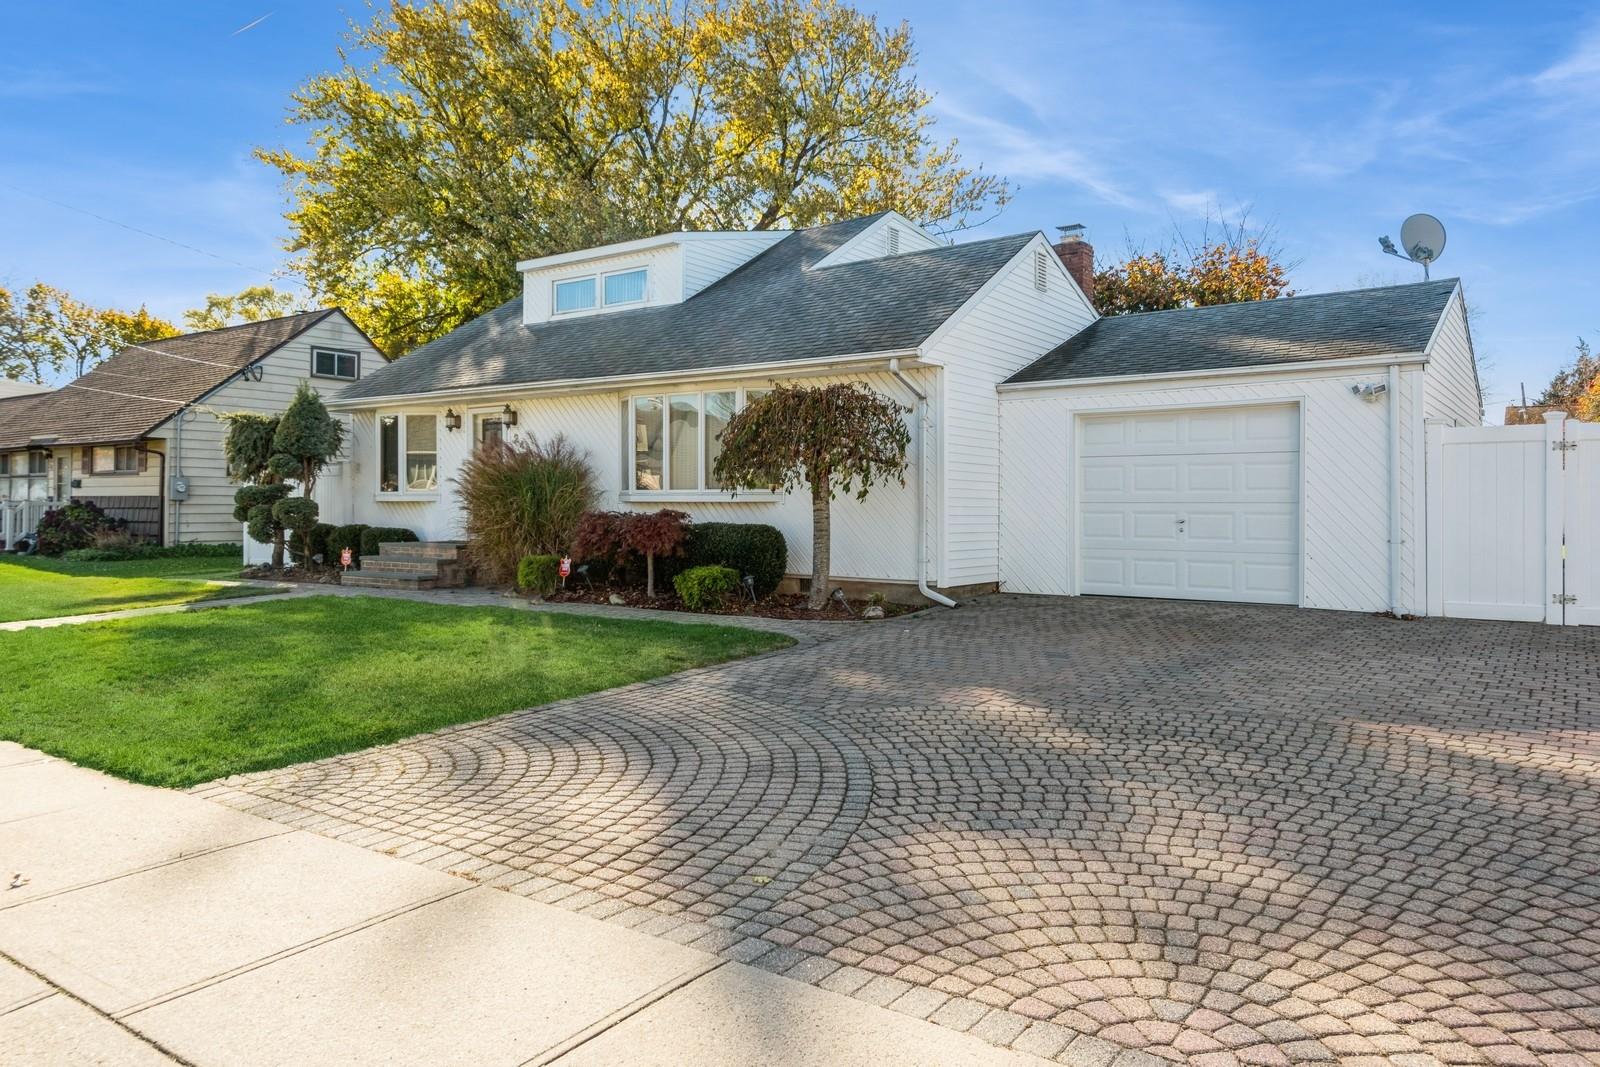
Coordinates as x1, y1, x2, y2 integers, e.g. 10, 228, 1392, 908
541, 585, 915, 621
239, 565, 343, 585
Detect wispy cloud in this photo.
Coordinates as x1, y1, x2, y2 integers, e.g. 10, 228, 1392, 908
0, 71, 112, 99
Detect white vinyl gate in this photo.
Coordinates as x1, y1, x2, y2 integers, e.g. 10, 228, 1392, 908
1427, 412, 1599, 625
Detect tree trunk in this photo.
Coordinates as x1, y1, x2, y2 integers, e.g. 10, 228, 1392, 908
271, 528, 285, 571
809, 482, 831, 610
646, 551, 656, 599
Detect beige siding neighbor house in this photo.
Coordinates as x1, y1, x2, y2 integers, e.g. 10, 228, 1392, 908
0, 310, 383, 549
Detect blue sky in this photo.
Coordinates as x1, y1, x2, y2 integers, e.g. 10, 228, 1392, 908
2, 2, 1596, 416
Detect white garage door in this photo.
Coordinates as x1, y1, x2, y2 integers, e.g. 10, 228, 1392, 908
1078, 405, 1300, 604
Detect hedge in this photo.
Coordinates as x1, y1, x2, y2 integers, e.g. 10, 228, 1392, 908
328, 524, 370, 566
62, 543, 241, 563
673, 564, 740, 611
360, 526, 419, 557
683, 522, 786, 597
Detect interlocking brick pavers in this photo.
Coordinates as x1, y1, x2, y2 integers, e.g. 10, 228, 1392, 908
195, 595, 1600, 1064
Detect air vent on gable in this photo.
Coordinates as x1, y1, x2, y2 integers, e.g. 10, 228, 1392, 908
1034, 250, 1049, 292
886, 226, 900, 256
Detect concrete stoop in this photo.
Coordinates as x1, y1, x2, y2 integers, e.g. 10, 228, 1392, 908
340, 541, 468, 591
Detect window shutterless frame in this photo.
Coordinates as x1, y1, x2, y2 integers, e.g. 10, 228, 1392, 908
375, 412, 439, 496
310, 347, 360, 381
627, 386, 761, 494
552, 266, 649, 316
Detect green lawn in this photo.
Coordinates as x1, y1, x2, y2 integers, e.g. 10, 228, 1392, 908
0, 595, 791, 787
0, 554, 253, 623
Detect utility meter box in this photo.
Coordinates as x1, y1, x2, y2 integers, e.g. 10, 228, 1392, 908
169, 475, 190, 501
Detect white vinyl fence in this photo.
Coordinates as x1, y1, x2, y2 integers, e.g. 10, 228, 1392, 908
1427, 411, 1599, 625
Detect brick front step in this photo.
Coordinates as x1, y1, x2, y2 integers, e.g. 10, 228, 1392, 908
340, 572, 438, 591
381, 541, 465, 560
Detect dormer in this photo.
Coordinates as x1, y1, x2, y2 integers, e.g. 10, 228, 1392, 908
808, 211, 943, 270
519, 230, 790, 325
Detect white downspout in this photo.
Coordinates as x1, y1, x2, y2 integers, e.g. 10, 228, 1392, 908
889, 358, 957, 608
1387, 363, 1402, 616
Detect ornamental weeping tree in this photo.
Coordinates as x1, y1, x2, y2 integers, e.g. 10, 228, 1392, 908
222, 383, 344, 570
714, 383, 909, 609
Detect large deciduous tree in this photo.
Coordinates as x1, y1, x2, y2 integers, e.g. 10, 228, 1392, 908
260, 0, 1009, 355
1093, 216, 1294, 316
714, 382, 909, 609
184, 286, 304, 331
0, 284, 177, 383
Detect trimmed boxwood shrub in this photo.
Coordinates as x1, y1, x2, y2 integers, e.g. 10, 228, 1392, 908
62, 543, 240, 563
683, 522, 786, 597
516, 554, 561, 596
360, 526, 418, 557
328, 524, 370, 565
673, 564, 739, 611
290, 523, 338, 567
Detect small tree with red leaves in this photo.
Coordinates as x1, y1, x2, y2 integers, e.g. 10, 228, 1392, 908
622, 509, 689, 598
714, 382, 909, 609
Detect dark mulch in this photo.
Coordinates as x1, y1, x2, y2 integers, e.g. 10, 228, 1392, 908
240, 565, 343, 585
541, 585, 915, 621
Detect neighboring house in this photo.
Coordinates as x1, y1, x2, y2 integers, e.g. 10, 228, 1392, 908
0, 379, 50, 398
0, 311, 383, 547
323, 210, 1479, 615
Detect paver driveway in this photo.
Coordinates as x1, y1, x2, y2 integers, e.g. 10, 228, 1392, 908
198, 596, 1600, 1066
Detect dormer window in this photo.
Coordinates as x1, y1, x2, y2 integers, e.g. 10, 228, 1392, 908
553, 267, 649, 315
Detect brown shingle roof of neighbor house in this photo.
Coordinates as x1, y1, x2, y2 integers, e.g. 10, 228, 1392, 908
1006, 278, 1461, 384
0, 310, 350, 451
337, 213, 1038, 402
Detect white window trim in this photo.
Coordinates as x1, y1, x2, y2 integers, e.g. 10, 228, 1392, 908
552, 266, 650, 317
625, 386, 779, 501
311, 346, 361, 381
375, 412, 440, 500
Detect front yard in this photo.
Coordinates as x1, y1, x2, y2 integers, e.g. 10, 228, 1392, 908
0, 554, 254, 622
0, 594, 791, 787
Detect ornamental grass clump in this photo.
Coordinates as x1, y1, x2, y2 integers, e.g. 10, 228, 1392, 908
456, 434, 597, 585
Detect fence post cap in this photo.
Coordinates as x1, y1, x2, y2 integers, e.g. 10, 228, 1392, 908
1542, 410, 1569, 424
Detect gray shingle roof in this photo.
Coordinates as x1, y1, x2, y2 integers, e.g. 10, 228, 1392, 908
0, 310, 343, 451
1006, 279, 1460, 385
338, 215, 1036, 402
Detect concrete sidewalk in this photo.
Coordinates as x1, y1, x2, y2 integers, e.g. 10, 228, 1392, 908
0, 742, 1055, 1067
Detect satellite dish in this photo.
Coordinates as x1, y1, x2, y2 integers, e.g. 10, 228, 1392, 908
1378, 213, 1447, 279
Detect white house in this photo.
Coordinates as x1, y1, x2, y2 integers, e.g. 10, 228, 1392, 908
0, 311, 384, 548
322, 211, 1479, 614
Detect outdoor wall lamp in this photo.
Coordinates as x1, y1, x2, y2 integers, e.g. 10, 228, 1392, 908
502, 403, 519, 426
443, 408, 462, 431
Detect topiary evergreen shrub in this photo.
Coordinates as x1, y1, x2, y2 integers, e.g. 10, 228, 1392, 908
328, 524, 370, 565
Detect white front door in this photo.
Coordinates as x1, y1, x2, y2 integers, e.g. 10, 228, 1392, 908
1078, 405, 1301, 604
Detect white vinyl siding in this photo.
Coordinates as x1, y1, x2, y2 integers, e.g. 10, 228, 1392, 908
925, 236, 1097, 587
809, 212, 942, 269
1422, 287, 1482, 427
999, 363, 1430, 615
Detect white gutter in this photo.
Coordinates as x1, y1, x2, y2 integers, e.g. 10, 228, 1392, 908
996, 351, 1431, 394
888, 358, 956, 609
1387, 363, 1403, 616
328, 348, 922, 411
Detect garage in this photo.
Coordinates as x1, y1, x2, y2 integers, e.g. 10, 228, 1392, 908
1077, 405, 1300, 604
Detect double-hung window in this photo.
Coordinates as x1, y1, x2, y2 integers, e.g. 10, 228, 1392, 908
554, 267, 648, 315
91, 445, 139, 475
378, 413, 438, 494
630, 388, 761, 493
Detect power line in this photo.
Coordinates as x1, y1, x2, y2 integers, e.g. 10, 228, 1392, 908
0, 180, 281, 277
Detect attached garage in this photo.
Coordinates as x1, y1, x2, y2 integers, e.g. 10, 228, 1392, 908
995, 280, 1482, 615
1078, 405, 1299, 604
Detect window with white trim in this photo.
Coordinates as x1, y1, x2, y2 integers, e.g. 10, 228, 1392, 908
312, 347, 360, 380
4, 451, 49, 502
630, 388, 762, 493
554, 267, 648, 315
377, 413, 438, 494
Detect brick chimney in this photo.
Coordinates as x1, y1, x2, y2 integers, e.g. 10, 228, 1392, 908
1053, 224, 1094, 304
